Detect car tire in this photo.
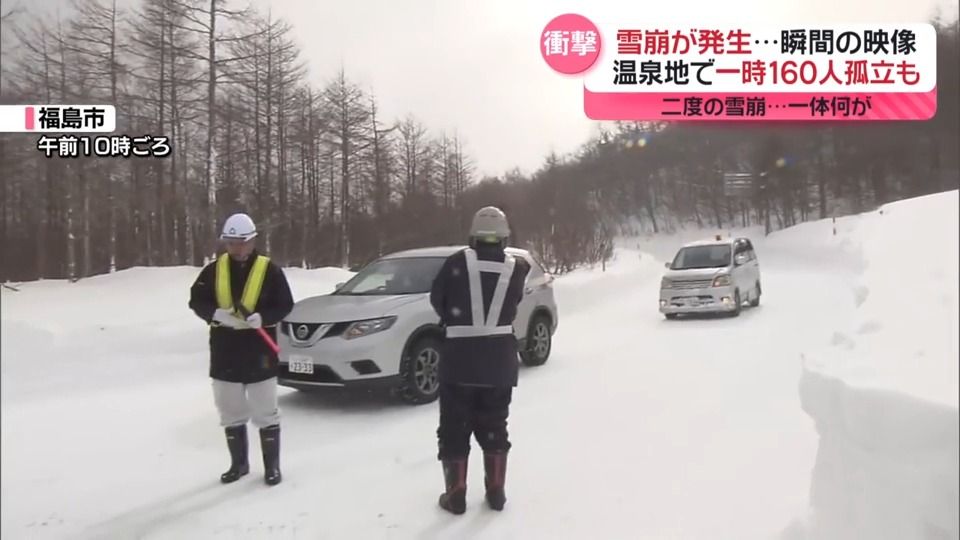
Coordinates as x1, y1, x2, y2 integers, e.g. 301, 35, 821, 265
731, 289, 742, 317
749, 281, 761, 307
397, 336, 442, 405
664, 313, 679, 320
520, 313, 552, 367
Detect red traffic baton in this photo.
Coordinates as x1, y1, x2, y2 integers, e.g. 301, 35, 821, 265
234, 305, 280, 355
255, 327, 280, 356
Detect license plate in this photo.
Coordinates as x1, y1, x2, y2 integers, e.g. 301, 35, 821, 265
288, 354, 314, 375
687, 298, 701, 306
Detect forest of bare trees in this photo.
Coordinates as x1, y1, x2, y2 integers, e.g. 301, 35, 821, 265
0, 0, 479, 281
0, 1, 957, 281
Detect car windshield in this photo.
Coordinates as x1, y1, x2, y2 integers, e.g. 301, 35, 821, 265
334, 257, 446, 295
670, 245, 732, 270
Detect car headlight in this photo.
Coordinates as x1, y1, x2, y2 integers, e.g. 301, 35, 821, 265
661, 277, 671, 288
343, 317, 397, 340
712, 275, 731, 287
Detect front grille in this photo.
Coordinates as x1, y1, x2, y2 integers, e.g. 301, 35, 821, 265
280, 363, 341, 384
284, 322, 349, 341
670, 279, 713, 290
670, 295, 716, 306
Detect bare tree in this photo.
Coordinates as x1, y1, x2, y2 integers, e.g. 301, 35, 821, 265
322, 68, 369, 267
0, 1, 24, 271
397, 115, 428, 199
166, 0, 256, 260
63, 0, 125, 274
366, 93, 396, 256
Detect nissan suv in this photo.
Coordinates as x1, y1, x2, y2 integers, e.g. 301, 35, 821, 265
277, 246, 559, 404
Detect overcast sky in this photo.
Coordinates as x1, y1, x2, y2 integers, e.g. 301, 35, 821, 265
24, 0, 959, 179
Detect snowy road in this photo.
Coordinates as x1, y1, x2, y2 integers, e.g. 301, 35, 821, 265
1, 229, 863, 539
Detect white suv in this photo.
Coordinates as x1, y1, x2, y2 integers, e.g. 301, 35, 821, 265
659, 236, 761, 319
277, 246, 559, 404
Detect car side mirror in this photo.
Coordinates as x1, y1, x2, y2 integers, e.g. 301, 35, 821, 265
663, 262, 671, 269
734, 254, 748, 266
334, 282, 345, 290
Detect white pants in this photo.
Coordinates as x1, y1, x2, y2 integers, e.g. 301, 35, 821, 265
212, 377, 281, 428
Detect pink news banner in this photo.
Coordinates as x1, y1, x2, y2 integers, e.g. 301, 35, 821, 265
540, 14, 938, 121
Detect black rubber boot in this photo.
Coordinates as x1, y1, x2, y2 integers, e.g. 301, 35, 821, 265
220, 425, 249, 483
438, 458, 468, 515
484, 451, 508, 511
260, 425, 282, 486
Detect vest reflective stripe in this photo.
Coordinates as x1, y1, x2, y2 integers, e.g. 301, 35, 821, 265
445, 325, 514, 338
445, 248, 516, 339
215, 254, 270, 315
476, 260, 506, 273
486, 255, 515, 329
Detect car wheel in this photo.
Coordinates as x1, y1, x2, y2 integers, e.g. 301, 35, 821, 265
398, 336, 441, 404
731, 289, 742, 317
520, 314, 552, 367
664, 313, 679, 320
750, 281, 761, 307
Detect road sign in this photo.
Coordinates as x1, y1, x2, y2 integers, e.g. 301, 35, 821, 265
723, 173, 753, 197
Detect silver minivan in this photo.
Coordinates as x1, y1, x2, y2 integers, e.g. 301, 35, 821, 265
659, 236, 761, 319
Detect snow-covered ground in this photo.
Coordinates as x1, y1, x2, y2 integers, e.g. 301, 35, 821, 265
1, 191, 956, 539
789, 191, 960, 540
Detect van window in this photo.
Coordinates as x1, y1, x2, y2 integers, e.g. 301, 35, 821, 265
670, 245, 732, 270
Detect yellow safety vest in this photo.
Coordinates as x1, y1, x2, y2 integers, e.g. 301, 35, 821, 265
213, 254, 270, 322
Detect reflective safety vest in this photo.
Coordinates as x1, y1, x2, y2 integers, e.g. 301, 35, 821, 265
213, 253, 270, 322
445, 248, 516, 338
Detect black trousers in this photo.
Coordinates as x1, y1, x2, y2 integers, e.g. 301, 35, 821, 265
437, 383, 513, 460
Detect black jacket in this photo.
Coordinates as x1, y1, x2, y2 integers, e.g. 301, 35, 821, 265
430, 244, 530, 387
188, 250, 295, 383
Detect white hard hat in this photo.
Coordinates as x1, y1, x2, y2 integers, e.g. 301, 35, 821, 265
220, 213, 257, 241
469, 206, 510, 240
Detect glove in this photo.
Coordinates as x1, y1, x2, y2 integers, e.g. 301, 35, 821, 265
212, 308, 245, 329
245, 312, 263, 329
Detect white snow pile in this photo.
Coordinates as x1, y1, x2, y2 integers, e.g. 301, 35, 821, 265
788, 190, 960, 540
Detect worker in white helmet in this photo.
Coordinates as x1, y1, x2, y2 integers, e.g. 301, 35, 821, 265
428, 206, 530, 514
188, 213, 294, 486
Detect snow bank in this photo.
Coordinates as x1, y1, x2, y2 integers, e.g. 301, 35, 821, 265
0, 264, 355, 403
758, 213, 869, 275
0, 265, 355, 329
790, 190, 960, 540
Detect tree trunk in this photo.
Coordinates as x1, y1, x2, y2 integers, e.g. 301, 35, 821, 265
340, 136, 350, 267
82, 168, 91, 277
206, 0, 218, 262
109, 0, 119, 271
157, 9, 169, 265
